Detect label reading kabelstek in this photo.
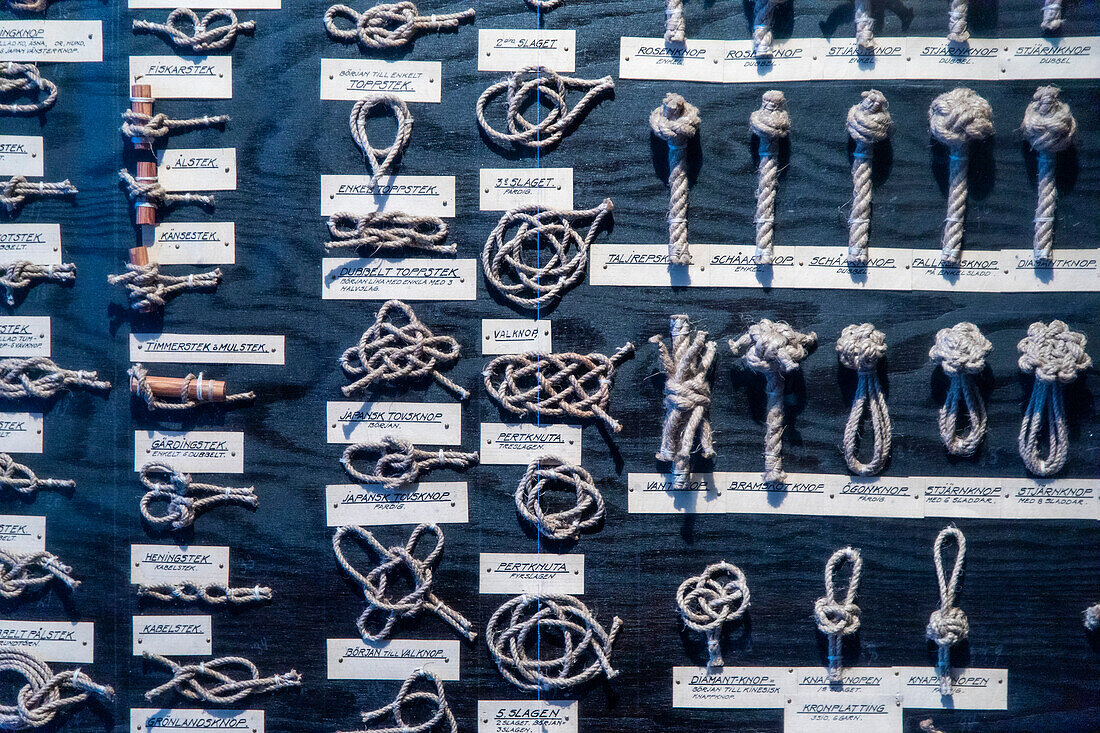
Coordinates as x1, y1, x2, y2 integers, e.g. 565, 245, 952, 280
130, 333, 284, 365
479, 169, 573, 211
481, 319, 552, 355
325, 483, 469, 526
130, 544, 230, 586
132, 615, 212, 656
0, 21, 103, 63
147, 222, 235, 265
0, 136, 43, 177
672, 666, 786, 708
320, 175, 454, 217
326, 638, 460, 680
0, 224, 61, 265
894, 667, 1007, 710
479, 553, 584, 595
478, 29, 576, 72
322, 257, 476, 301
477, 700, 578, 733
0, 412, 43, 453
480, 423, 581, 465
320, 59, 441, 102
134, 431, 244, 473
327, 401, 461, 445
130, 709, 264, 733
130, 55, 232, 98
0, 317, 49, 357
0, 620, 93, 662
157, 148, 236, 192
0, 515, 44, 553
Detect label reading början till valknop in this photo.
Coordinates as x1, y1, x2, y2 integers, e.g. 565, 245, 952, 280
326, 638, 460, 680
325, 482, 469, 526
132, 615, 212, 656
130, 544, 229, 586
134, 431, 244, 473
0, 620, 93, 662
327, 401, 461, 445
130, 333, 284, 365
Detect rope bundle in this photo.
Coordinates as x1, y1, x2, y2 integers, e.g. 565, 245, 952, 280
650, 93, 700, 266
0, 261, 75, 306
108, 263, 222, 312
118, 169, 215, 210
350, 94, 413, 188
927, 526, 968, 695
1086, 603, 1100, 631
120, 109, 229, 141
143, 652, 300, 704
929, 323, 991, 457
341, 669, 457, 733
836, 323, 891, 476
341, 437, 479, 490
333, 523, 476, 642
664, 0, 685, 44
324, 1, 474, 50
1022, 87, 1076, 262
652, 315, 715, 488
1, 177, 76, 215
129, 363, 254, 410
515, 456, 604, 541
731, 319, 816, 483
327, 211, 454, 255
483, 342, 635, 433
486, 592, 622, 692
853, 0, 874, 49
132, 8, 256, 53
0, 453, 74, 495
0, 650, 113, 730
751, 91, 790, 265
677, 561, 750, 670
476, 66, 615, 151
1017, 320, 1091, 476
948, 0, 969, 42
0, 63, 58, 116
846, 90, 892, 264
0, 549, 78, 599
1041, 0, 1063, 32
814, 546, 863, 682
752, 0, 789, 56
137, 582, 272, 605
139, 461, 257, 531
340, 299, 467, 399
0, 357, 110, 401
482, 199, 613, 310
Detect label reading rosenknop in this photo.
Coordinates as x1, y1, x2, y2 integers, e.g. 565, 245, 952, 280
130, 333, 284, 365
157, 148, 236, 192
130, 55, 232, 98
130, 708, 264, 733
147, 222, 235, 265
481, 319, 552, 355
0, 412, 43, 453
327, 401, 461, 445
619, 37, 725, 82
893, 666, 1007, 710
0, 317, 49, 357
0, 620, 93, 662
320, 59, 441, 102
325, 482, 469, 526
479, 553, 584, 595
0, 21, 103, 63
0, 136, 43, 177
134, 430, 243, 473
0, 224, 61, 265
477, 700, 578, 733
672, 666, 786, 708
131, 544, 230, 586
480, 423, 581, 465
0, 515, 44, 553
322, 257, 476, 301
132, 615, 212, 656
327, 638, 460, 680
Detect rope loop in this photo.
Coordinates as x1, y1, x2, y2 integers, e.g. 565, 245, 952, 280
930, 323, 991, 457
342, 668, 457, 733
677, 561, 750, 670
836, 324, 891, 475
350, 94, 413, 188
515, 456, 604, 541
0, 62, 58, 116
139, 461, 257, 530
927, 526, 968, 693
814, 546, 862, 681
341, 436, 478, 490
133, 8, 256, 53
0, 650, 113, 730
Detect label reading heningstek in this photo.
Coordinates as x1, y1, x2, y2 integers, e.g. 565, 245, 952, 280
481, 319, 552, 355
130, 708, 264, 733
478, 29, 576, 72
130, 333, 284, 365
132, 615, 212, 656
672, 666, 786, 708
327, 638, 460, 680
134, 431, 244, 473
147, 222, 235, 264
480, 423, 581, 465
477, 700, 578, 733
320, 59, 441, 102
325, 482, 469, 526
322, 257, 476, 301
0, 224, 61, 264
0, 620, 93, 662
479, 553, 584, 595
130, 544, 230, 586
0, 412, 43, 453
479, 169, 573, 211
157, 148, 236, 192
0, 515, 44, 553
0, 317, 49, 357
0, 21, 103, 63
327, 401, 461, 445
130, 55, 232, 98
0, 136, 43, 177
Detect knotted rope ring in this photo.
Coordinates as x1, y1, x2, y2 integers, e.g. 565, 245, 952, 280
132, 8, 256, 53
0, 62, 58, 116
0, 549, 78, 599
929, 322, 991, 457
677, 561, 750, 670
341, 436, 479, 490
350, 94, 413, 189
814, 546, 863, 682
927, 526, 968, 694
652, 315, 716, 488
0, 357, 110, 401
324, 1, 475, 50
344, 668, 457, 733
515, 456, 604, 541
139, 461, 258, 530
143, 652, 300, 704
0, 453, 74, 495
0, 650, 114, 730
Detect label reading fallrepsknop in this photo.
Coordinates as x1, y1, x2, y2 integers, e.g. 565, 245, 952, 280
0, 515, 44, 553
320, 175, 454, 217
0, 317, 49, 357
908, 250, 1009, 292
327, 401, 461, 445
0, 412, 43, 453
477, 700, 578, 733
479, 169, 573, 211
326, 638, 460, 680
627, 473, 724, 514
893, 667, 1007, 710
481, 319, 552, 355
0, 136, 43, 177
320, 59, 441, 102
479, 553, 584, 595
672, 666, 786, 708
784, 695, 901, 733
322, 258, 476, 301
480, 423, 581, 465
325, 483, 469, 526
130, 708, 264, 733
478, 29, 576, 72
130, 333, 284, 365
0, 620, 93, 662
157, 148, 236, 191
0, 21, 103, 63
134, 431, 244, 473
0, 224, 61, 264
130, 55, 232, 98
130, 544, 230, 586
132, 615, 212, 656
147, 222, 235, 264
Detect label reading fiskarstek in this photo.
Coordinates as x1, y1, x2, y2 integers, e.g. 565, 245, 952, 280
147, 222, 235, 265
130, 708, 264, 733
0, 620, 93, 662
672, 666, 786, 708
320, 59, 441, 102
479, 553, 584, 595
0, 515, 44, 553
132, 615, 212, 656
326, 638, 460, 680
0, 136, 43, 177
134, 431, 243, 473
481, 319, 552, 355
322, 257, 476, 301
130, 544, 229, 586
0, 412, 43, 453
480, 423, 581, 465
130, 333, 284, 365
327, 401, 461, 445
477, 700, 578, 733
325, 482, 469, 526
129, 55, 232, 98
0, 21, 103, 63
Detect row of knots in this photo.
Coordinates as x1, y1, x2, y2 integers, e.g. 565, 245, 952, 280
2, 176, 77, 215
482, 198, 613, 309
341, 436, 479, 490
927, 526, 968, 694
120, 109, 229, 140
476, 66, 615, 151
0, 452, 74, 495
129, 363, 255, 410
138, 582, 272, 606
143, 652, 300, 704
350, 94, 413, 188
846, 89, 892, 264
514, 456, 604, 542
119, 169, 215, 210
133, 8, 256, 53
324, 1, 474, 49
0, 260, 75, 306
332, 523, 475, 642
327, 211, 454, 255
341, 669, 456, 733
751, 91, 790, 265
650, 93, 699, 265
0, 649, 114, 731
676, 561, 750, 670
1, 62, 58, 116
483, 342, 635, 433
836, 323, 892, 476
730, 318, 816, 483
108, 263, 222, 311
1023, 87, 1077, 262
0, 357, 110, 401
814, 546, 862, 682
340, 299, 468, 399
486, 592, 622, 692
929, 322, 991, 457
651, 315, 715, 489
139, 461, 258, 530
751, 0, 789, 56
0, 548, 78, 599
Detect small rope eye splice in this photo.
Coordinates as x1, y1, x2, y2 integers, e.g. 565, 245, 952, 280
483, 342, 635, 433
846, 89, 892, 264
0, 62, 58, 117
333, 523, 476, 643
341, 436, 479, 490
836, 323, 891, 476
143, 652, 300, 704
677, 561, 750, 671
751, 91, 791, 265
120, 109, 229, 141
129, 363, 255, 411
340, 668, 457, 733
486, 592, 622, 692
108, 263, 222, 312
927, 526, 968, 695
350, 94, 413, 189
133, 8, 256, 53
1023, 86, 1077, 262
1085, 603, 1100, 631
650, 93, 700, 266
476, 66, 615, 151
482, 198, 613, 310
752, 0, 790, 57
0, 260, 75, 306
0, 649, 114, 730
1017, 320, 1091, 477
0, 452, 74, 495
652, 315, 716, 489
139, 461, 257, 531
1, 177, 77, 215
929, 323, 991, 457
0, 548, 78, 599
814, 546, 863, 682
324, 1, 474, 50
0, 357, 110, 401
327, 211, 453, 255
515, 456, 604, 542
137, 581, 273, 606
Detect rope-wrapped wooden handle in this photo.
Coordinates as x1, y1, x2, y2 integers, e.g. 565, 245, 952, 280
130, 374, 227, 402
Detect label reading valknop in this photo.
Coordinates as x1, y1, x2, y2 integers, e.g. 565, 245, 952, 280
0, 21, 103, 63
0, 317, 49, 357
479, 169, 573, 211
130, 709, 264, 733
327, 638, 460, 680
134, 431, 243, 473
479, 553, 584, 595
157, 148, 236, 192
478, 29, 576, 72
0, 412, 43, 453
480, 423, 581, 465
894, 667, 1007, 710
130, 55, 232, 98
672, 666, 786, 708
0, 224, 61, 264
0, 515, 44, 553
147, 222, 235, 265
627, 473, 725, 514
481, 319, 552, 355
320, 175, 454, 217
325, 482, 469, 526
130, 333, 284, 365
705, 245, 799, 288
477, 700, 578, 733
322, 257, 476, 301
0, 620, 93, 662
320, 59, 441, 102
132, 615, 212, 656
130, 544, 229, 586
0, 136, 43, 177
327, 401, 461, 445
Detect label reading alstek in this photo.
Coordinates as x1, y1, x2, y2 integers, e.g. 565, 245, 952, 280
157, 148, 236, 192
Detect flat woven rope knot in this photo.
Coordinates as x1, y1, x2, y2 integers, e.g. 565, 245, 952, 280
815, 546, 862, 681
930, 322, 991, 375
107, 262, 222, 312
341, 436, 479, 490
929, 87, 994, 148
0, 452, 74, 495
133, 8, 256, 53
0, 356, 110, 401
652, 316, 715, 486
0, 260, 75, 306
327, 211, 453, 255
350, 94, 413, 188
846, 89, 892, 145
324, 0, 475, 49
649, 92, 700, 147
0, 62, 58, 116
120, 109, 229, 140
143, 652, 300, 704
750, 90, 791, 140
1, 176, 77, 214
340, 299, 468, 399
677, 561, 750, 669
1023, 86, 1077, 155
1018, 320, 1091, 383
515, 456, 604, 541
137, 581, 273, 606
139, 461, 257, 530
343, 668, 457, 733
0, 649, 114, 730
486, 592, 622, 692
0, 548, 78, 599
836, 323, 886, 372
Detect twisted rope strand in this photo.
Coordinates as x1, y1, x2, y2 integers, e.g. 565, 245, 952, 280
814, 547, 862, 682
132, 8, 256, 53
2, 177, 76, 215
129, 363, 254, 411
837, 324, 891, 476
120, 109, 229, 141
677, 561, 750, 671
526, 0, 564, 9
1022, 87, 1076, 262
0, 650, 113, 730
119, 168, 215, 210
927, 526, 968, 695
948, 0, 969, 42
0, 453, 74, 495
930, 323, 991, 457
515, 456, 604, 541
751, 91, 791, 265
650, 94, 700, 266
0, 261, 75, 306
143, 652, 300, 704
854, 0, 875, 49
139, 461, 257, 531
108, 263, 222, 312
341, 669, 457, 733
0, 63, 58, 117
0, 357, 110, 401
652, 315, 715, 488
0, 549, 78, 599
1041, 0, 1063, 31
350, 94, 413, 188
664, 0, 685, 44
341, 437, 479, 490
752, 0, 789, 56
137, 582, 272, 605
846, 90, 892, 264
327, 211, 454, 255
324, 1, 474, 49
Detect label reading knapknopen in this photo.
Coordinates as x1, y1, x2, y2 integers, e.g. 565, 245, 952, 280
134, 431, 244, 473
915, 476, 1007, 518
906, 38, 1004, 80
784, 695, 901, 733
672, 666, 786, 708
320, 59, 441, 102
320, 175, 455, 217
479, 169, 573, 211
0, 21, 103, 63
793, 247, 911, 291
479, 553, 584, 595
0, 317, 49, 357
130, 544, 229, 586
894, 667, 1007, 710
1002, 478, 1100, 520
481, 319, 552, 355
786, 668, 900, 698
327, 401, 461, 445
0, 412, 43, 453
627, 473, 725, 514
722, 39, 816, 83
0, 136, 43, 177
148, 222, 235, 264
480, 423, 581, 465
0, 224, 61, 264
1002, 37, 1099, 80
325, 483, 469, 526
589, 244, 708, 287
477, 700, 578, 733
822, 475, 923, 519
478, 30, 576, 72
0, 515, 44, 553
909, 250, 1009, 292
719, 472, 827, 515
157, 148, 236, 191
130, 55, 232, 98
816, 40, 908, 81
0, 620, 93, 662
132, 615, 212, 656
1012, 250, 1100, 292
619, 37, 725, 82
326, 638, 460, 680
130, 333, 284, 365
130, 709, 264, 733
322, 257, 476, 301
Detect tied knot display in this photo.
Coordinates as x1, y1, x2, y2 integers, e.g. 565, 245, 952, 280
930, 323, 991, 457
837, 322, 886, 372
0, 453, 74, 495
139, 461, 257, 530
514, 456, 605, 541
0, 357, 109, 401
0, 650, 114, 731
0, 260, 75, 306
138, 582, 273, 606
930, 322, 991, 375
1, 62, 58, 116
664, 0, 686, 44
0, 549, 78, 599
853, 0, 875, 49
132, 8, 256, 53
2, 177, 76, 215
650, 94, 700, 265
1018, 320, 1091, 384
483, 342, 635, 433
119, 169, 215, 210
836, 324, 891, 475
1041, 0, 1063, 31
929, 87, 994, 148
327, 211, 453, 255
948, 0, 969, 42
752, 0, 790, 56
350, 94, 413, 188
143, 653, 300, 704
333, 523, 475, 642
927, 526, 968, 694
324, 1, 475, 50
751, 91, 790, 264
1023, 87, 1076, 261
120, 109, 229, 140
526, 0, 564, 9
649, 93, 700, 148
340, 299, 467, 399
129, 363, 255, 410
483, 199, 613, 309
341, 669, 457, 733
341, 437, 479, 490
486, 593, 622, 692
847, 90, 892, 263
846, 89, 892, 146
676, 561, 750, 670
814, 547, 863, 682
108, 263, 222, 312
750, 90, 791, 141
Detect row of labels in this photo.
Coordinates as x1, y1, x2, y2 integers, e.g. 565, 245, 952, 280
0, 616, 214, 659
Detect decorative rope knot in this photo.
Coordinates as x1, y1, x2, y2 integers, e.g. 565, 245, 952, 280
0, 357, 110, 401
0, 452, 74, 495
341, 668, 457, 733
846, 89, 892, 263
1023, 87, 1076, 261
836, 324, 891, 475
650, 93, 700, 266
143, 652, 300, 704
1, 176, 77, 215
0, 260, 75, 306
1041, 0, 1063, 31
476, 66, 615, 151
118, 168, 215, 210
139, 461, 257, 530
927, 526, 967, 694
137, 581, 273, 606
752, 0, 790, 56
947, 0, 969, 42
750, 91, 790, 265
929, 323, 991, 457
120, 109, 229, 140
0, 549, 78, 599
852, 0, 875, 49
483, 342, 635, 433
1085, 603, 1100, 631
350, 94, 413, 188
515, 456, 604, 541
920, 720, 947, 733
3, 0, 59, 12
677, 561, 750, 670
651, 315, 715, 487
107, 263, 222, 312
486, 592, 622, 692
1017, 320, 1091, 476
340, 299, 467, 399
129, 363, 254, 411
333, 523, 476, 642
132, 8, 256, 53
324, 1, 474, 50
328, 211, 453, 255
483, 198, 613, 310
0, 650, 113, 730
341, 437, 479, 490
814, 546, 862, 682
1, 62, 58, 116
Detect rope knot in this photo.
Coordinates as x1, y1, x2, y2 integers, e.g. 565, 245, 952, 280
1018, 320, 1091, 383
341, 437, 478, 490
348, 668, 456, 733
846, 89, 892, 146
2, 176, 76, 215
652, 316, 716, 484
133, 8, 256, 53
139, 461, 257, 530
677, 561, 750, 669
732, 319, 816, 375
750, 90, 790, 140
0, 62, 58, 116
836, 323, 886, 373
929, 87, 994, 148
0, 549, 78, 599
1023, 86, 1077, 155
324, 0, 474, 49
0, 650, 113, 730
815, 547, 862, 680
515, 456, 604, 541
0, 356, 110, 401
108, 262, 222, 312
649, 93, 700, 147
927, 606, 969, 646
350, 94, 414, 189
930, 322, 991, 375
0, 452, 75, 495
143, 653, 300, 704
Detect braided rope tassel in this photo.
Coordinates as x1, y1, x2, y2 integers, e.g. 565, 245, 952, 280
0, 357, 110, 401
340, 668, 457, 733
1, 177, 76, 215
324, 1, 474, 50
814, 547, 862, 682
0, 261, 75, 306
664, 0, 686, 44
1, 62, 58, 117
143, 652, 300, 704
327, 212, 454, 255
132, 9, 256, 53
650, 94, 700, 266
948, 0, 969, 42
0, 549, 79, 599
929, 323, 991, 457
1022, 87, 1076, 262
0, 650, 113, 730
129, 363, 254, 411
515, 456, 604, 541
651, 315, 715, 488
139, 461, 257, 530
836, 324, 891, 476
108, 263, 222, 312
846, 90, 892, 264
0, 453, 74, 495
350, 94, 413, 189
120, 109, 229, 141
138, 582, 272, 605
341, 437, 479, 490
677, 561, 750, 671
752, 0, 789, 56
927, 526, 968, 695
751, 91, 790, 265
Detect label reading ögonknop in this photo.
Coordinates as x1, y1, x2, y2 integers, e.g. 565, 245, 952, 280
130, 544, 229, 586
130, 55, 232, 98
134, 431, 244, 473
0, 412, 43, 453
130, 333, 284, 365
479, 553, 584, 595
325, 483, 469, 526
480, 423, 581, 465
132, 615, 212, 656
320, 59, 441, 102
147, 222, 235, 265
327, 401, 461, 445
0, 136, 43, 177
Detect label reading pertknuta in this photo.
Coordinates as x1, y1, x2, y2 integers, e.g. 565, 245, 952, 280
672, 666, 786, 708
325, 483, 469, 526
481, 319, 552, 355
893, 667, 1007, 710
0, 620, 93, 662
477, 700, 578, 733
480, 423, 581, 465
147, 222, 235, 265
130, 55, 232, 98
479, 553, 584, 594
0, 412, 42, 453
0, 136, 43, 177
130, 709, 264, 733
130, 333, 284, 365
0, 317, 49, 357
132, 615, 212, 656
0, 515, 44, 553
0, 21, 103, 63
320, 59, 441, 102
326, 638, 460, 680
130, 544, 230, 586
327, 401, 461, 445
322, 257, 476, 301
134, 431, 244, 473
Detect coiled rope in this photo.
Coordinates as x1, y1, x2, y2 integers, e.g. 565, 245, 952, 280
0, 650, 113, 730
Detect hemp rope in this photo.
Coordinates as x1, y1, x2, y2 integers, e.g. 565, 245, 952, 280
333, 523, 476, 642
0, 63, 58, 117
853, 0, 875, 49
920, 721, 946, 733
129, 363, 255, 411
1017, 320, 1091, 476
0, 549, 78, 599
327, 211, 454, 255
948, 0, 969, 42
1022, 86, 1076, 262
486, 592, 622, 692
927, 525, 968, 695
751, 91, 790, 265
0, 650, 113, 730
846, 89, 892, 264
1041, 0, 1063, 31
143, 652, 300, 704
139, 461, 257, 531
476, 66, 615, 151
341, 436, 479, 490
118, 168, 215, 210
929, 323, 991, 457
324, 1, 474, 50
2, 0, 58, 11
836, 323, 891, 476
340, 299, 468, 399
350, 94, 413, 189
752, 0, 789, 56
515, 456, 604, 541
1086, 603, 1100, 631
526, 0, 564, 9
664, 0, 686, 45
814, 546, 862, 682
652, 315, 715, 488
730, 319, 816, 483
482, 198, 613, 309
120, 109, 229, 141
1, 177, 76, 215
107, 263, 222, 312
137, 582, 272, 605
650, 93, 700, 266
0, 453, 74, 495
483, 342, 635, 433
0, 357, 110, 401
929, 88, 994, 265
341, 668, 456, 733
677, 561, 750, 670
132, 8, 256, 53
0, 261, 75, 306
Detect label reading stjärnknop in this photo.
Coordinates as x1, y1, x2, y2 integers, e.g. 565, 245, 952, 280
0, 515, 44, 553
322, 257, 476, 301
134, 431, 244, 473
157, 148, 236, 192
130, 333, 284, 365
477, 700, 578, 733
481, 319, 552, 355
147, 222, 235, 265
480, 423, 581, 465
1001, 478, 1100, 520
0, 136, 43, 177
0, 317, 49, 357
132, 615, 212, 656
0, 21, 103, 63
130, 709, 264, 733
325, 483, 469, 526
478, 29, 576, 72
320, 59, 441, 102
672, 666, 786, 708
0, 620, 93, 662
326, 638, 460, 680
130, 55, 232, 98
327, 401, 461, 445
0, 224, 61, 265
479, 169, 573, 211
479, 553, 584, 594
0, 412, 43, 453
130, 544, 229, 586
915, 476, 1007, 519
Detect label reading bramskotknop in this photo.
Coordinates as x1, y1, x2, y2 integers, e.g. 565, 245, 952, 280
894, 667, 1007, 710
0, 224, 61, 265
480, 423, 581, 465
627, 473, 724, 514
131, 544, 229, 586
327, 638, 460, 680
672, 666, 786, 708
157, 148, 236, 192
322, 257, 476, 301
0, 412, 43, 453
320, 175, 454, 217
320, 59, 441, 102
478, 29, 576, 72
130, 55, 232, 98
479, 169, 573, 211
619, 37, 725, 82
130, 709, 265, 733
1002, 478, 1100, 520
0, 136, 43, 177
481, 319, 552, 355
784, 695, 901, 733
132, 615, 212, 656
915, 476, 1006, 519
134, 431, 244, 473
0, 515, 44, 553
325, 483, 469, 526
720, 472, 827, 515
0, 620, 93, 662
0, 317, 49, 357
477, 700, 578, 733
147, 222, 235, 264
130, 333, 284, 365
327, 401, 461, 445
0, 21, 103, 63
479, 553, 584, 595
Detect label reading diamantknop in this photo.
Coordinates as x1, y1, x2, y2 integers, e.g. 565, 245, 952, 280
672, 666, 786, 708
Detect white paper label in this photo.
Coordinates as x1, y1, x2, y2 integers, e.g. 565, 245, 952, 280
0, 515, 44, 553
822, 475, 923, 519
909, 250, 1009, 292
785, 695, 901, 733
481, 319, 552, 355
1011, 249, 1100, 292
619, 37, 725, 82
0, 412, 43, 453
589, 244, 706, 286
722, 39, 816, 83
479, 29, 576, 72
906, 38, 1004, 80
147, 222, 235, 265
627, 473, 724, 514
0, 317, 50, 357
134, 431, 244, 473
720, 472, 827, 515
0, 620, 93, 662
793, 247, 911, 291
1001, 478, 1100, 520
480, 423, 581, 465
916, 476, 1007, 519
787, 668, 899, 698
479, 169, 573, 211
815, 40, 909, 81
325, 482, 469, 526
130, 333, 284, 365
320, 59, 441, 103
322, 257, 476, 301
1001, 37, 1099, 80
672, 666, 786, 708
320, 175, 454, 217
0, 136, 43, 177
327, 638, 459, 680
132, 615, 212, 656
705, 245, 799, 287
327, 401, 461, 445
477, 700, 578, 733
480, 553, 584, 594
130, 55, 232, 98
130, 709, 264, 733
157, 148, 235, 192
0, 224, 61, 264
0, 21, 103, 63
894, 667, 1007, 710
131, 544, 230, 586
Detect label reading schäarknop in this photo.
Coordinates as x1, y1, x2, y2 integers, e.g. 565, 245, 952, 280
479, 169, 573, 211
157, 148, 236, 192
130, 544, 229, 586
322, 257, 476, 301
0, 21, 103, 63
0, 317, 49, 357
130, 333, 284, 365
130, 55, 232, 98
325, 482, 469, 526
327, 638, 460, 680
792, 247, 911, 291
893, 667, 1007, 710
320, 175, 454, 217
480, 423, 581, 465
132, 615, 212, 656
0, 136, 43, 177
672, 666, 786, 708
0, 224, 61, 264
481, 319, 552, 355
478, 29, 576, 72
0, 620, 93, 662
0, 515, 44, 553
134, 431, 244, 473
477, 700, 578, 733
130, 709, 264, 733
479, 553, 584, 595
147, 222, 235, 265
0, 412, 43, 453
327, 401, 461, 445
320, 59, 441, 102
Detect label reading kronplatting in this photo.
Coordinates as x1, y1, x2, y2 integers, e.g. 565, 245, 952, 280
477, 700, 578, 733
480, 423, 581, 465
0, 136, 43, 177
130, 55, 232, 98
134, 431, 243, 473
0, 317, 49, 357
322, 257, 476, 301
672, 666, 786, 708
784, 695, 901, 733
157, 148, 236, 191
479, 553, 584, 594
130, 333, 284, 365
0, 224, 61, 264
0, 620, 93, 662
481, 319, 552, 355
479, 169, 573, 211
478, 29, 576, 72
325, 482, 469, 526
147, 222, 235, 264
0, 21, 103, 63
131, 544, 229, 586
0, 515, 44, 553
320, 59, 441, 102
132, 615, 212, 656
327, 401, 461, 445
130, 708, 264, 733
0, 412, 43, 453
326, 638, 460, 680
